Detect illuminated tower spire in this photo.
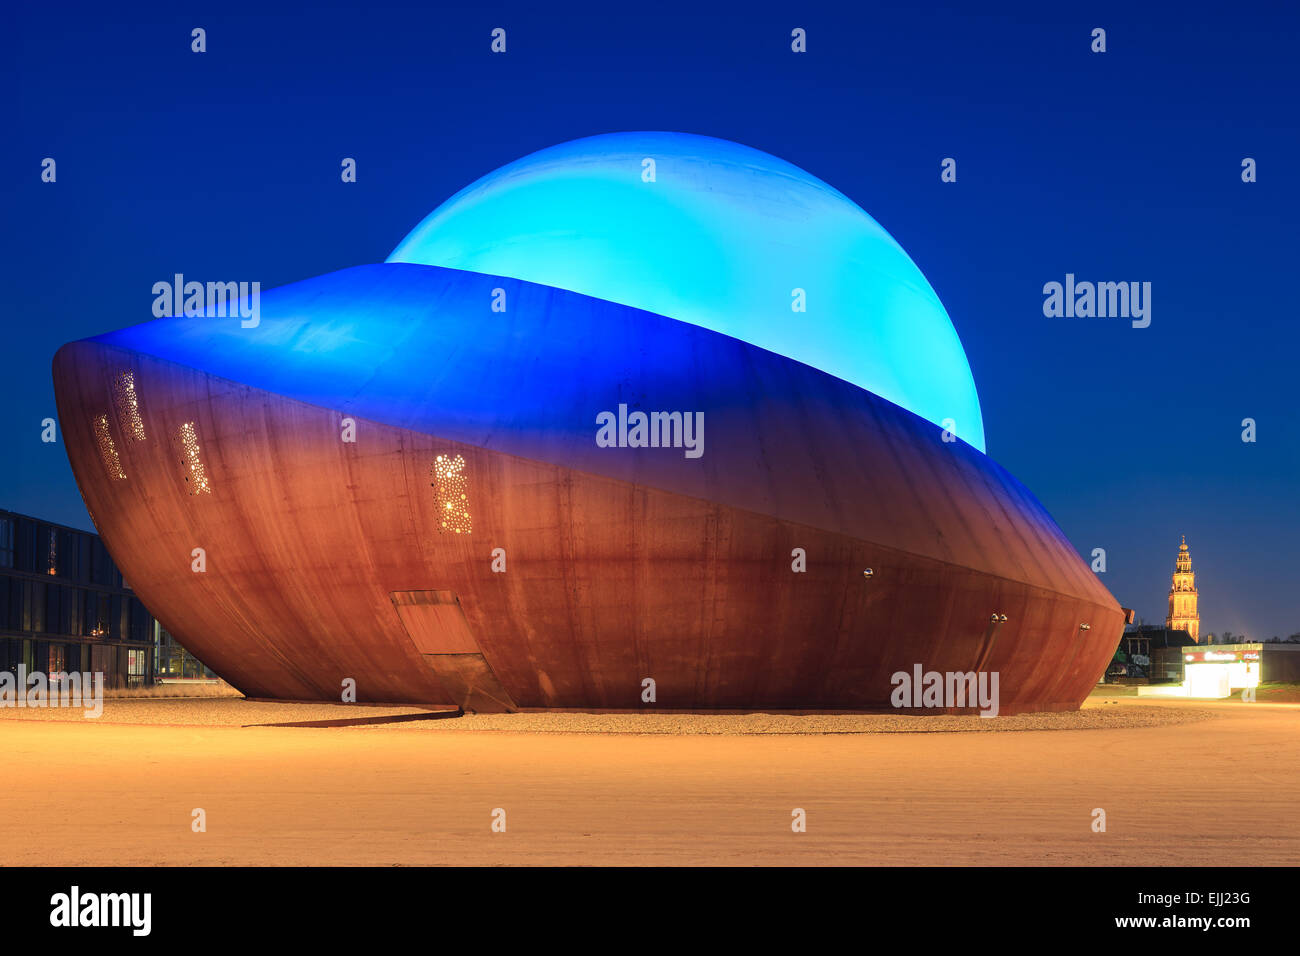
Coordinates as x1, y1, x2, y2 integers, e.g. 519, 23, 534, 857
1166, 535, 1200, 643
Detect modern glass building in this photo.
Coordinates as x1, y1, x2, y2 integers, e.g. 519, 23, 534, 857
0, 509, 211, 687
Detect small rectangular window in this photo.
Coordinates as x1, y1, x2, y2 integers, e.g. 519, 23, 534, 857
45, 527, 57, 576
0, 517, 13, 569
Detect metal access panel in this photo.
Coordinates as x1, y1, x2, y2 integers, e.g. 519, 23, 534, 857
389, 590, 517, 713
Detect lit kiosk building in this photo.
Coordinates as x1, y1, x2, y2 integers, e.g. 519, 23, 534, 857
1166, 536, 1200, 643
1144, 534, 1300, 695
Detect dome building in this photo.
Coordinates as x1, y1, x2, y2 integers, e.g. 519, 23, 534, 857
52, 132, 1123, 713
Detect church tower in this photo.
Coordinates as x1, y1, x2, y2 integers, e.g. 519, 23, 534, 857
1166, 535, 1200, 643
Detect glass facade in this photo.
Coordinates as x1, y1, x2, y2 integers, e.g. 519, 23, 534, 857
154, 624, 216, 681
0, 517, 13, 568
0, 509, 212, 688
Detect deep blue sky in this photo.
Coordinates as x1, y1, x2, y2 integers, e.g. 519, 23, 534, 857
5, 1, 1297, 639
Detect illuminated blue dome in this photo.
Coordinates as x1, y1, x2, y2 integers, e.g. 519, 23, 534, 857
388, 131, 985, 451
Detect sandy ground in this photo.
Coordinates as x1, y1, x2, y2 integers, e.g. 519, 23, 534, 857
1, 697, 1295, 865
0, 696, 1217, 731
0, 698, 434, 726
370, 705, 1219, 734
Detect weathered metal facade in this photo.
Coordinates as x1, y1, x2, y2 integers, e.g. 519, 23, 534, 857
53, 263, 1122, 714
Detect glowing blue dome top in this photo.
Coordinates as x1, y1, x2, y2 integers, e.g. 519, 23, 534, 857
389, 131, 985, 451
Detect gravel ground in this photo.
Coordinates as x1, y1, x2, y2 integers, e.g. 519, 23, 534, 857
0, 696, 1217, 732
364, 702, 1218, 734
0, 698, 434, 726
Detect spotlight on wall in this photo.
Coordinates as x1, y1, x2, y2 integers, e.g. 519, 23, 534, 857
862, 568, 874, 580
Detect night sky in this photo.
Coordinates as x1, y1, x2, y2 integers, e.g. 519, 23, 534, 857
5, 1, 1297, 639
